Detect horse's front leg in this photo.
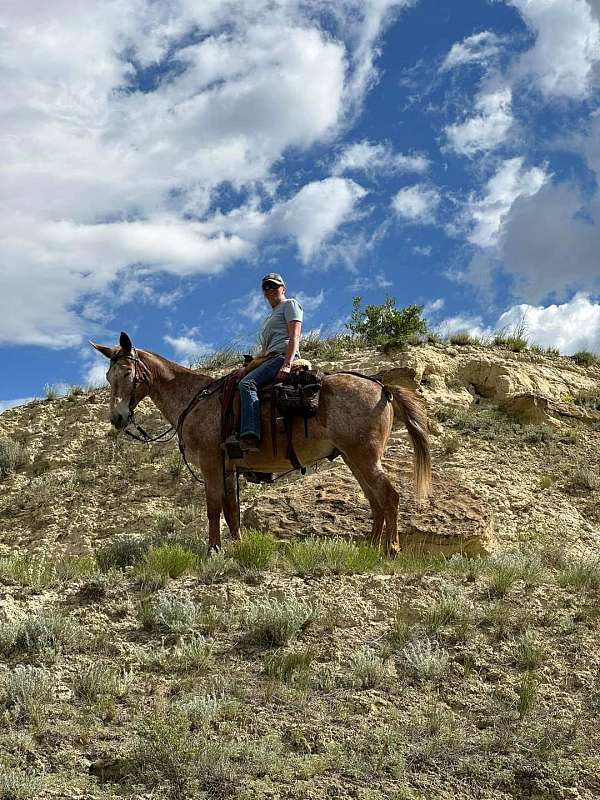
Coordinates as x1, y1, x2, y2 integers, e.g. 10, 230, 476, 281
204, 469, 225, 552
222, 471, 241, 540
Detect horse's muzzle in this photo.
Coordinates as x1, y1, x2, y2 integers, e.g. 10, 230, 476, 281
111, 412, 126, 430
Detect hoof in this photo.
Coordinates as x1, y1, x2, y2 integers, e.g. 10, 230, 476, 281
208, 544, 221, 555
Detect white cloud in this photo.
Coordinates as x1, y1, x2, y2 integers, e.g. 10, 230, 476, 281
413, 244, 432, 256
442, 31, 504, 71
437, 314, 491, 340
423, 297, 445, 316
469, 181, 600, 302
445, 87, 513, 156
497, 294, 600, 354
391, 184, 440, 223
0, 0, 410, 348
332, 140, 429, 176
163, 335, 213, 363
271, 178, 367, 262
83, 361, 109, 389
295, 290, 325, 314
509, 0, 600, 99
0, 397, 35, 413
466, 157, 549, 247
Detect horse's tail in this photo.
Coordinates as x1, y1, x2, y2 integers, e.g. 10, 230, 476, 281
385, 385, 432, 501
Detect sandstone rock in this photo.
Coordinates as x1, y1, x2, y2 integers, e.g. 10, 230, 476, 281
242, 460, 494, 557
375, 366, 420, 392
500, 393, 552, 425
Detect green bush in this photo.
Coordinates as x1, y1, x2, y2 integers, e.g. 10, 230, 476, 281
141, 544, 199, 579
347, 296, 427, 347
230, 531, 279, 570
571, 351, 598, 367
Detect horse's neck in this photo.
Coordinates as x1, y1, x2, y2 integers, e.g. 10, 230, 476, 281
146, 359, 213, 427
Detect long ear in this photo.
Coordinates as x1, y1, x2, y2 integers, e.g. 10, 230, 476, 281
90, 342, 116, 359
120, 331, 133, 353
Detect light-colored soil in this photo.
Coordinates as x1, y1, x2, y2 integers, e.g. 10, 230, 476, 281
0, 341, 599, 799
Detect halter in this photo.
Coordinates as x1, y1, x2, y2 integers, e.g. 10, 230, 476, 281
109, 351, 176, 444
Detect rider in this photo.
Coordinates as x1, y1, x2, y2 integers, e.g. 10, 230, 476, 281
236, 272, 303, 453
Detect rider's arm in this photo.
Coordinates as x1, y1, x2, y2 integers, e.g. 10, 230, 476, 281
282, 320, 301, 368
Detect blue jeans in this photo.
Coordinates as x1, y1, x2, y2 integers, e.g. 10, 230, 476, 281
239, 355, 285, 440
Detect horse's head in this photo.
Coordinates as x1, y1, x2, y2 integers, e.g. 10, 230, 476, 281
91, 331, 151, 430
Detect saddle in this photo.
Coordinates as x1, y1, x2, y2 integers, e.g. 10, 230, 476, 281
220, 355, 322, 469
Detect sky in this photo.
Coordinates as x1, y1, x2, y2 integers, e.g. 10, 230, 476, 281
2, 0, 600, 410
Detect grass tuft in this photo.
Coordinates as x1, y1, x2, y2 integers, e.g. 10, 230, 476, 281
284, 537, 380, 576
486, 552, 545, 597
244, 597, 319, 647
514, 632, 545, 671
73, 663, 131, 701
0, 767, 41, 799
0, 437, 27, 478
264, 646, 314, 684
140, 543, 199, 579
558, 556, 600, 590
230, 530, 279, 570
2, 666, 53, 724
516, 671, 539, 719
349, 649, 391, 688
571, 350, 598, 367
96, 536, 149, 571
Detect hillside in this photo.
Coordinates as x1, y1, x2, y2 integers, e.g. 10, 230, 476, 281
0, 340, 599, 799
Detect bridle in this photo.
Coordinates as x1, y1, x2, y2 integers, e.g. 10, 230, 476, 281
108, 351, 177, 444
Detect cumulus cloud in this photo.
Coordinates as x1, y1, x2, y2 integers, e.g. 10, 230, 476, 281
442, 31, 505, 71
497, 294, 600, 354
332, 140, 429, 176
0, 0, 409, 348
295, 290, 325, 314
466, 157, 549, 247
445, 87, 513, 156
437, 314, 491, 340
163, 335, 213, 363
271, 178, 367, 262
509, 0, 600, 99
469, 181, 600, 302
391, 184, 440, 223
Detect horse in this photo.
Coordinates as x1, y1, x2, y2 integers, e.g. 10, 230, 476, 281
92, 332, 431, 554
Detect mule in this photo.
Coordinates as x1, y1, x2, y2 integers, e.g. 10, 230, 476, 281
92, 332, 431, 554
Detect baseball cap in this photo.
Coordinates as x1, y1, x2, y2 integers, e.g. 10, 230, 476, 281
261, 272, 285, 287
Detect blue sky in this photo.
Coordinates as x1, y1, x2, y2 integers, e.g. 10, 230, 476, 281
2, 0, 600, 409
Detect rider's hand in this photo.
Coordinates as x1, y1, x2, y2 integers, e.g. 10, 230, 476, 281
277, 364, 292, 381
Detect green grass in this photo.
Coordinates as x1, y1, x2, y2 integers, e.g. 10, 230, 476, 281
448, 331, 476, 346
423, 590, 472, 634
230, 530, 279, 570
243, 598, 320, 647
96, 536, 149, 571
514, 632, 545, 671
574, 389, 600, 410
73, 664, 130, 702
516, 672, 539, 719
284, 537, 380, 576
486, 552, 545, 597
140, 543, 199, 578
557, 557, 600, 590
264, 646, 314, 684
571, 351, 598, 367
190, 347, 244, 373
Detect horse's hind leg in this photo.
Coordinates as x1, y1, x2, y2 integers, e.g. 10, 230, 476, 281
342, 454, 385, 547
222, 471, 241, 540
344, 448, 400, 555
204, 470, 225, 552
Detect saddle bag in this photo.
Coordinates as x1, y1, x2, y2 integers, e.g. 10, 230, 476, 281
274, 369, 322, 430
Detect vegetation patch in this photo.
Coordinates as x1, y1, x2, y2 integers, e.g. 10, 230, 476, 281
284, 537, 380, 575
571, 351, 598, 367
264, 646, 314, 684
140, 592, 197, 633
230, 530, 279, 570
243, 598, 319, 647
0, 437, 27, 478
96, 536, 150, 571
140, 543, 199, 579
2, 665, 53, 724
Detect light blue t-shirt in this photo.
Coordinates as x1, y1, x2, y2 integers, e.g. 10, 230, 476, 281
260, 298, 303, 356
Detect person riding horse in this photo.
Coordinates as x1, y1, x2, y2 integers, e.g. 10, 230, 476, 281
234, 272, 303, 453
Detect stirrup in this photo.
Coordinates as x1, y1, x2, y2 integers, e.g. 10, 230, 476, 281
222, 435, 244, 459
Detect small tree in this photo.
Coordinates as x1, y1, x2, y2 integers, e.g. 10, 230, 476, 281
347, 296, 427, 346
